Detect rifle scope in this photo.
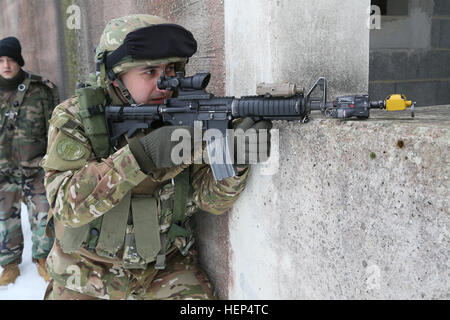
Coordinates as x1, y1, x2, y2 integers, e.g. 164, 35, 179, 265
158, 72, 211, 91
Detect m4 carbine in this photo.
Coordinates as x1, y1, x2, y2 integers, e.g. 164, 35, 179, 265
105, 72, 415, 180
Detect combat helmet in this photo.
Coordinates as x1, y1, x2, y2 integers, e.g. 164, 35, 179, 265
95, 14, 198, 104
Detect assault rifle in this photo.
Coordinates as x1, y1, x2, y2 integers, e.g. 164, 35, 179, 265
105, 72, 415, 180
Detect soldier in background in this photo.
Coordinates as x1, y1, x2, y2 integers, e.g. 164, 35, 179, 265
41, 14, 271, 299
0, 36, 58, 286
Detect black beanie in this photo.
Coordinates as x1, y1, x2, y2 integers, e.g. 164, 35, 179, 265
0, 37, 25, 67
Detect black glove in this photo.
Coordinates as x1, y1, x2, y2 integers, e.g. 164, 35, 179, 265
129, 126, 194, 173
232, 118, 272, 170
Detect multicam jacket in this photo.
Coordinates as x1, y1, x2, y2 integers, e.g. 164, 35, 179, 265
0, 71, 57, 177
40, 96, 249, 299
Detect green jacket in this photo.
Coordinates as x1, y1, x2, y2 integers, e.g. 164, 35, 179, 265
0, 71, 58, 177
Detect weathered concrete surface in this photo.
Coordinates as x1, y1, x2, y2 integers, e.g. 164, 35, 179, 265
225, 0, 370, 99
228, 105, 449, 299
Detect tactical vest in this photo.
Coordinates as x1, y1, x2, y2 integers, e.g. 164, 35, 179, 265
57, 83, 195, 270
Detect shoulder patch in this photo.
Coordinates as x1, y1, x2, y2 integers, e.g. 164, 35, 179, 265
57, 138, 86, 161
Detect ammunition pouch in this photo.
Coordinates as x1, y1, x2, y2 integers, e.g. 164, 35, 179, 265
76, 85, 111, 159
58, 167, 196, 270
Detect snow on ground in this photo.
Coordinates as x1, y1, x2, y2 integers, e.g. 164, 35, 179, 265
0, 202, 48, 300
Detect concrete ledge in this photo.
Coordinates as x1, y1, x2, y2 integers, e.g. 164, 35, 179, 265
197, 105, 449, 299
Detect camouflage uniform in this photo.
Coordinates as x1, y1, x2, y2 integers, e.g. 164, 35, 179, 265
41, 96, 248, 300
0, 70, 56, 266
41, 15, 249, 300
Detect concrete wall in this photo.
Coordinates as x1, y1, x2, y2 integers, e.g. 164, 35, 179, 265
196, 0, 371, 299
369, 0, 450, 107
224, 0, 369, 99
226, 105, 449, 299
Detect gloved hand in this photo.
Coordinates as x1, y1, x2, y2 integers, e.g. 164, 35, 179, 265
129, 126, 194, 173
232, 117, 272, 170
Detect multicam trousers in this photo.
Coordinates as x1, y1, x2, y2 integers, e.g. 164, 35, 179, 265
0, 169, 54, 266
44, 249, 217, 300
